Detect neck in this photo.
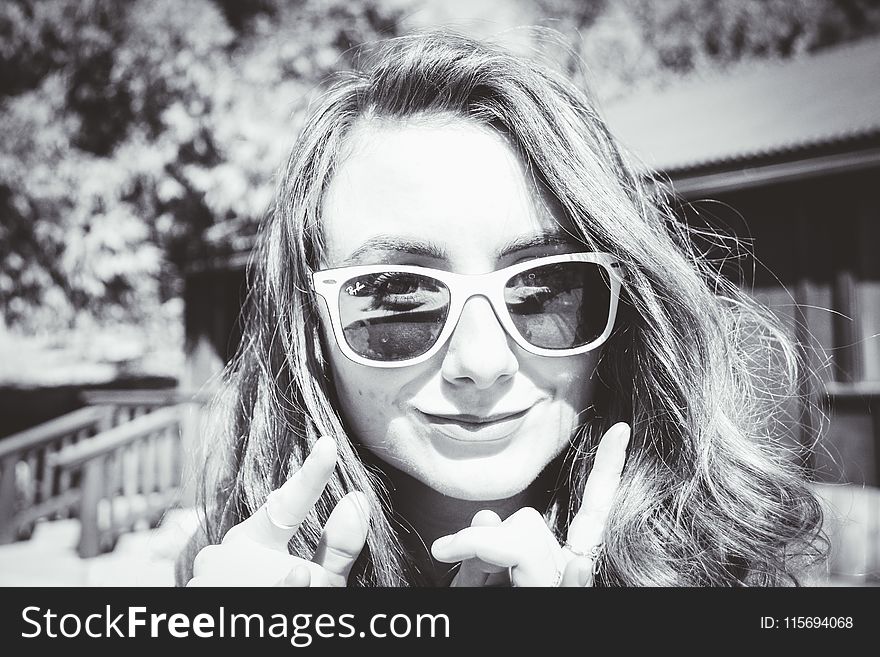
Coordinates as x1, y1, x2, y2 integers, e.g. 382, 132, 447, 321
374, 460, 558, 586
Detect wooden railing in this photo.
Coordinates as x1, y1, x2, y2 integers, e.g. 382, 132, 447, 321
0, 405, 113, 543
51, 406, 183, 557
0, 389, 203, 554
80, 389, 208, 424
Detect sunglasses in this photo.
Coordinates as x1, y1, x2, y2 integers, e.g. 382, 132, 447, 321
311, 252, 622, 368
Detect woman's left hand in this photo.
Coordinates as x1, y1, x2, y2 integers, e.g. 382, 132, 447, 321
432, 422, 630, 587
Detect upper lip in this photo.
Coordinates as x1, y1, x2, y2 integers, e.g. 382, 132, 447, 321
420, 409, 530, 424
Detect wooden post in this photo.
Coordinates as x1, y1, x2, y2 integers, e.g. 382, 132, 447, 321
122, 443, 137, 499
22, 450, 37, 507
39, 442, 56, 508
103, 451, 119, 539
833, 269, 861, 382
142, 433, 157, 497
178, 401, 202, 505
170, 418, 183, 488
98, 408, 113, 433
58, 434, 75, 517
0, 456, 18, 544
77, 457, 104, 558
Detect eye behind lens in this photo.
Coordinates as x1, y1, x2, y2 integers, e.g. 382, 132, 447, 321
338, 272, 451, 362
505, 262, 611, 350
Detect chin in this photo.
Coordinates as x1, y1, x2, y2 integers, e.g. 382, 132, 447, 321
423, 464, 539, 502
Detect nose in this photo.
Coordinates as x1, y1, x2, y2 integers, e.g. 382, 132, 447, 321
441, 296, 519, 389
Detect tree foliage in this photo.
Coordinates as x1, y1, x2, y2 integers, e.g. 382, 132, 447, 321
0, 0, 400, 331
537, 0, 880, 99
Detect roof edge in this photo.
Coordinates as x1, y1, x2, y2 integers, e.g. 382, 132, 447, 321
664, 146, 880, 197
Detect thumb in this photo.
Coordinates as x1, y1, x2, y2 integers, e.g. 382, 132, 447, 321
312, 492, 370, 587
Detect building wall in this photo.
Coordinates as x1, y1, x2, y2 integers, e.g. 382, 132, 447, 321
179, 266, 248, 504
680, 167, 880, 485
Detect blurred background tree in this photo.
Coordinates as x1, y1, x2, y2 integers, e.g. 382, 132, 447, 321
537, 0, 880, 100
1, 0, 878, 337
0, 0, 400, 335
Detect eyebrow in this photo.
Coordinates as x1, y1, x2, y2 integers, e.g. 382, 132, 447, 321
339, 235, 448, 266
496, 230, 578, 258
339, 229, 578, 266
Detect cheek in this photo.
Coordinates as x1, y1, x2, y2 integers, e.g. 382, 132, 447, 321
315, 304, 405, 446
317, 301, 428, 415
316, 305, 367, 397
530, 353, 600, 408
321, 327, 415, 439
328, 362, 396, 450
328, 356, 395, 418
563, 366, 597, 407
334, 367, 375, 401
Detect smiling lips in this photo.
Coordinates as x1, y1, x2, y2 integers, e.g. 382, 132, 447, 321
418, 407, 531, 442
426, 409, 528, 425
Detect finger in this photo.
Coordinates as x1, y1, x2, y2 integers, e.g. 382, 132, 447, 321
312, 491, 370, 587
234, 436, 337, 548
277, 564, 312, 587
431, 526, 517, 566
451, 510, 505, 587
472, 509, 502, 525
559, 557, 595, 588
502, 507, 568, 587
567, 422, 629, 551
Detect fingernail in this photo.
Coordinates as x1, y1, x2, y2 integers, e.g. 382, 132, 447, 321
471, 509, 502, 527
612, 422, 631, 447
309, 436, 337, 462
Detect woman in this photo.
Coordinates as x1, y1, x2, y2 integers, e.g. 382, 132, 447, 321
179, 31, 825, 587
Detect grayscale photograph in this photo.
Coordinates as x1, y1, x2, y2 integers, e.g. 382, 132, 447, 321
1, 0, 878, 594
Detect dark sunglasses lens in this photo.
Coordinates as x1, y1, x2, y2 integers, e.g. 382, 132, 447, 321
505, 262, 611, 349
338, 272, 450, 361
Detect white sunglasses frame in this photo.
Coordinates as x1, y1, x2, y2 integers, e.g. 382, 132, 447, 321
310, 252, 622, 368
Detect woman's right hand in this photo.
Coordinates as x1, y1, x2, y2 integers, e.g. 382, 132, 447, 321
186, 436, 370, 587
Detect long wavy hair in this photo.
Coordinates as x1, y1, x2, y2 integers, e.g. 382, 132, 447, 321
192, 30, 826, 586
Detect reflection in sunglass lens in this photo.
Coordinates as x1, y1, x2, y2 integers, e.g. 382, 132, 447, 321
338, 272, 450, 361
504, 262, 610, 349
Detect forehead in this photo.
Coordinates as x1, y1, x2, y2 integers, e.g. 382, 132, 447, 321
320, 119, 575, 269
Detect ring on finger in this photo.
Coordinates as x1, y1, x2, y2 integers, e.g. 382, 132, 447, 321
264, 490, 299, 531
563, 541, 604, 561
508, 565, 564, 588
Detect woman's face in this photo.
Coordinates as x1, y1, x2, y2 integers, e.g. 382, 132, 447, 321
318, 118, 601, 501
